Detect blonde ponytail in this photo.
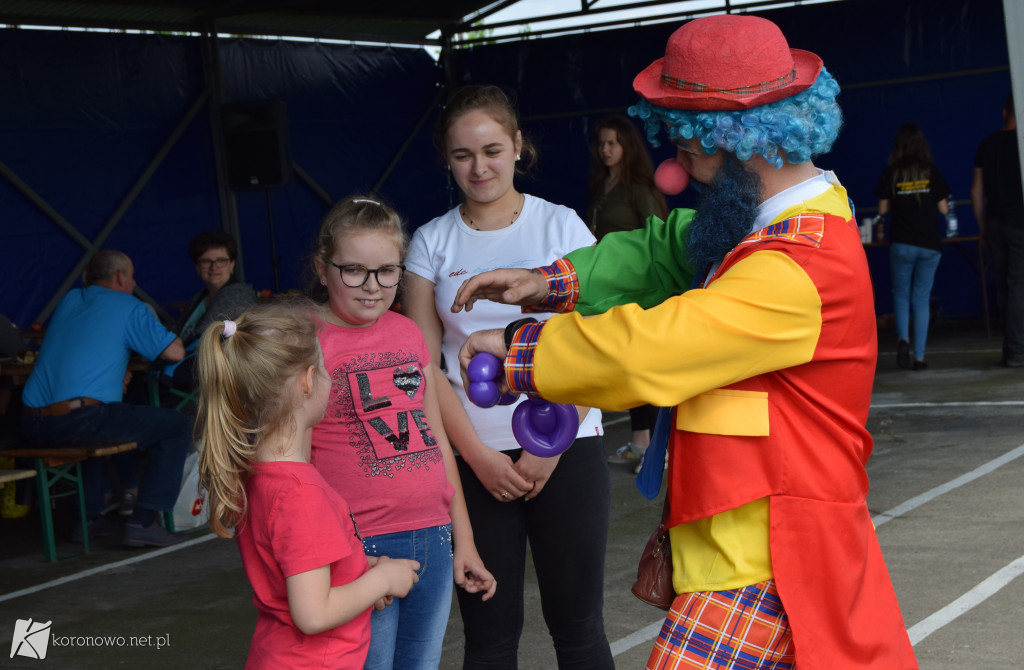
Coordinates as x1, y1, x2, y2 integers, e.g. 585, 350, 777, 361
195, 301, 323, 537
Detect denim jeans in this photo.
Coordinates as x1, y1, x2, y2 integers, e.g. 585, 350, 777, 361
21, 402, 191, 517
362, 524, 453, 670
456, 436, 613, 670
890, 242, 942, 360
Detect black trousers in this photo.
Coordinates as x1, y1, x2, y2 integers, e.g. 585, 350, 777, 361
455, 436, 614, 670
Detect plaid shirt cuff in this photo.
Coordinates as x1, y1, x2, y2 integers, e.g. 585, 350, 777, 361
504, 322, 544, 394
524, 259, 579, 314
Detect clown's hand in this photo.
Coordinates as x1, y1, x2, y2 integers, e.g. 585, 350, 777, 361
458, 329, 507, 394
451, 268, 548, 313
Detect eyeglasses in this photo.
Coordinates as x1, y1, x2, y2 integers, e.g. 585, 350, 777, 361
324, 260, 404, 288
197, 257, 232, 269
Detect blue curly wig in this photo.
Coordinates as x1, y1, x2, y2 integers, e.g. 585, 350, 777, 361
628, 68, 843, 169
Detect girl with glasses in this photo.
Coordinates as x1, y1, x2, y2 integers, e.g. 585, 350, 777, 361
310, 196, 495, 670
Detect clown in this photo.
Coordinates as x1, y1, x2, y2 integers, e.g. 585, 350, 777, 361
451, 14, 917, 670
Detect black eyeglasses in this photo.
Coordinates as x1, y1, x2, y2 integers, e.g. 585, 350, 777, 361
324, 260, 404, 288
197, 257, 232, 269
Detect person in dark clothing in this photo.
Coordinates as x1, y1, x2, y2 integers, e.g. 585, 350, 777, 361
972, 94, 1024, 367
587, 116, 667, 469
874, 123, 950, 370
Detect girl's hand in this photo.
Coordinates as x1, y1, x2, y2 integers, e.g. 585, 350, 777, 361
370, 555, 420, 599
513, 451, 561, 500
464, 446, 534, 502
453, 543, 497, 601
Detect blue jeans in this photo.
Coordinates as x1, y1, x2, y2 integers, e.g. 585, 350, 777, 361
362, 524, 453, 670
21, 402, 191, 517
890, 243, 942, 360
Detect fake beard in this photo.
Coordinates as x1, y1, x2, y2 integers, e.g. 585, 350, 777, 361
686, 154, 764, 273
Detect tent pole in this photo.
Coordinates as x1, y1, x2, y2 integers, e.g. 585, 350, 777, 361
371, 87, 446, 195
34, 88, 211, 323
1004, 0, 1024, 193
201, 23, 243, 281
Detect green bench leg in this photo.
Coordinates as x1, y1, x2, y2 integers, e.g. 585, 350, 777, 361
34, 458, 88, 562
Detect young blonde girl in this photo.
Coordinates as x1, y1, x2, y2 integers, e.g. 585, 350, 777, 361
196, 301, 420, 669
310, 196, 495, 670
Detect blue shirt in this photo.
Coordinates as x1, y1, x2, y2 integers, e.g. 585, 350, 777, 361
22, 285, 177, 407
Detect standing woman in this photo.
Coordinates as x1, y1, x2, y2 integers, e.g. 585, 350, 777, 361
403, 85, 613, 669
874, 123, 950, 370
588, 116, 667, 469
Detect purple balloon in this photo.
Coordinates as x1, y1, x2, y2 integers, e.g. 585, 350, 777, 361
467, 352, 502, 383
530, 402, 557, 434
511, 398, 577, 457
467, 381, 500, 408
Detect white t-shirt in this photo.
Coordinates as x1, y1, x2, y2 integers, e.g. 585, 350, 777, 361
406, 193, 603, 452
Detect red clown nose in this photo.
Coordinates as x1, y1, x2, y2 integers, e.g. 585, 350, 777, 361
655, 158, 690, 195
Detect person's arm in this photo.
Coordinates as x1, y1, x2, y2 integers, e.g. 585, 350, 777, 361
286, 557, 420, 635
452, 208, 697, 317
423, 363, 496, 600
565, 207, 696, 315
158, 336, 185, 362
402, 271, 533, 500
877, 199, 890, 216
462, 249, 824, 412
971, 166, 987, 243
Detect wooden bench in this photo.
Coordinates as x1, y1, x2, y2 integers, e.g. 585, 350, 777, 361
0, 468, 36, 486
3, 443, 138, 562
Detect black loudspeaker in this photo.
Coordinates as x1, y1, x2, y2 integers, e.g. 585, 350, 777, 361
222, 100, 292, 190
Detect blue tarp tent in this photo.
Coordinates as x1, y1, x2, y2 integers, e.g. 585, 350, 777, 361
0, 0, 1017, 329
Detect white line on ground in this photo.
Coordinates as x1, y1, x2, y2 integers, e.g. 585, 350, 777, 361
610, 442, 1024, 655
0, 533, 218, 603
872, 443, 1024, 528
610, 621, 663, 657
872, 401, 1024, 409
908, 554, 1024, 646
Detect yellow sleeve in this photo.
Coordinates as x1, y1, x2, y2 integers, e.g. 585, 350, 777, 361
532, 249, 823, 410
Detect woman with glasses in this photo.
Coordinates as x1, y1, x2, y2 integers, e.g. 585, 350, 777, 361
177, 231, 256, 348
168, 231, 255, 391
403, 85, 613, 669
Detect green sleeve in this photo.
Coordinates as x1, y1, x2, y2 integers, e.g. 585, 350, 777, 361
564, 208, 697, 316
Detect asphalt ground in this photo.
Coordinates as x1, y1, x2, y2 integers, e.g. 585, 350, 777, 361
1, 320, 1022, 669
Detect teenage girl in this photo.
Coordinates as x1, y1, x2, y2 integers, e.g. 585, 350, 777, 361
196, 302, 420, 669
403, 84, 613, 669
310, 197, 496, 670
587, 115, 668, 469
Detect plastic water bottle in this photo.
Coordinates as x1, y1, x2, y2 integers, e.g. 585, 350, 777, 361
945, 196, 958, 238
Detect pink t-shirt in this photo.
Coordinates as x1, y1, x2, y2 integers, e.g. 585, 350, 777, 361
312, 310, 454, 537
236, 461, 370, 670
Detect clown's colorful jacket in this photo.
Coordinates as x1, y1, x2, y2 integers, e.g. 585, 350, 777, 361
502, 179, 917, 669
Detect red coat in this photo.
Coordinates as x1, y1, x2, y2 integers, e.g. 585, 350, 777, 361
667, 213, 917, 668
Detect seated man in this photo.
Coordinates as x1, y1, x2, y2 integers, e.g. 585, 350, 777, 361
21, 249, 191, 547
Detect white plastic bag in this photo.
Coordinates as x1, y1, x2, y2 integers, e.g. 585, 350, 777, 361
172, 448, 209, 531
